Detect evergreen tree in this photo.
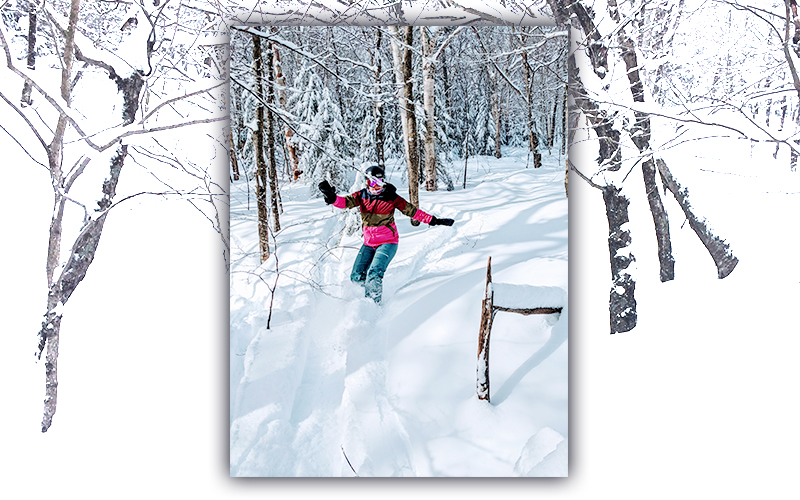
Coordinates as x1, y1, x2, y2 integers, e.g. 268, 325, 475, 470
289, 64, 353, 192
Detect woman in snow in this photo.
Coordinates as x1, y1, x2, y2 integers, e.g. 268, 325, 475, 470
318, 165, 454, 303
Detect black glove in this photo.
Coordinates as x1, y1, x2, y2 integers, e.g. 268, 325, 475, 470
430, 216, 454, 227
318, 181, 336, 205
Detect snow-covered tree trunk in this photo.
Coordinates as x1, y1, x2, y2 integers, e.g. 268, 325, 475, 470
38, 0, 81, 432
608, 0, 675, 282
603, 185, 637, 333
2, 0, 228, 431
551, 0, 738, 332
390, 26, 420, 225
252, 33, 270, 262
476, 257, 494, 401
656, 160, 738, 278
568, 44, 637, 333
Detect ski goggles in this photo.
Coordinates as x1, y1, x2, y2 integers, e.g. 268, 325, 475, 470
366, 176, 385, 189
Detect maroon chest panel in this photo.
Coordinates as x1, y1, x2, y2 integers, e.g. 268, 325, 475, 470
359, 195, 398, 215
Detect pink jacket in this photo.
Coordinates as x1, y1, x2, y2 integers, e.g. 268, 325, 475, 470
333, 184, 432, 247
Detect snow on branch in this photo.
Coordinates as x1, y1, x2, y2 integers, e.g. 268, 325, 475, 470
222, 0, 554, 26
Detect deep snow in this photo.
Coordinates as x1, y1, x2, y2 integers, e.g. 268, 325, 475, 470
229, 148, 568, 477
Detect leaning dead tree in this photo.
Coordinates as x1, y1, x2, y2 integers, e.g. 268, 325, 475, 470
476, 257, 565, 402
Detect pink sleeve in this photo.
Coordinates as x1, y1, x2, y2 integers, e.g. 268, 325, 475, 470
333, 196, 347, 209
413, 209, 433, 224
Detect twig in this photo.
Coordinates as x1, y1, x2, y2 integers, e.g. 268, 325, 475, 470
569, 158, 604, 190
341, 445, 359, 477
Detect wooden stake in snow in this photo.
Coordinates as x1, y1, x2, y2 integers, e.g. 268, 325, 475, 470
476, 257, 565, 402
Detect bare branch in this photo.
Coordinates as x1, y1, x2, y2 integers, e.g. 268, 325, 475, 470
93, 116, 229, 152
140, 81, 227, 124
0, 121, 48, 170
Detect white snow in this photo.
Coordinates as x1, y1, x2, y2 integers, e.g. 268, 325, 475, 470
492, 283, 566, 310
512, 426, 567, 477
230, 148, 569, 476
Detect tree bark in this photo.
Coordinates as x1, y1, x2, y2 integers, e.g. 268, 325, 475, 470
603, 185, 637, 334
374, 28, 385, 166
39, 0, 81, 433
272, 44, 300, 181
656, 159, 739, 279
521, 40, 535, 153
608, 3, 675, 282
252, 33, 270, 262
561, 82, 567, 156
39, 0, 148, 431
570, 52, 637, 333
476, 257, 494, 401
229, 128, 240, 181
492, 72, 502, 159
548, 92, 558, 149
642, 159, 674, 281
421, 27, 437, 191
21, 0, 36, 106
266, 42, 280, 233
390, 26, 420, 225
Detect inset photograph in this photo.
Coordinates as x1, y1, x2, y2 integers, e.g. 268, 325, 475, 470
228, 26, 568, 477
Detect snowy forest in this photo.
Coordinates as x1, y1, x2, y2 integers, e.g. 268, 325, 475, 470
228, 26, 569, 476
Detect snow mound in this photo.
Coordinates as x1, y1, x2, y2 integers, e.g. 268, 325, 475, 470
513, 427, 568, 477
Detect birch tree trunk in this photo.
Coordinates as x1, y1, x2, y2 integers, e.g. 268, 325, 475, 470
421, 27, 437, 191
272, 44, 301, 181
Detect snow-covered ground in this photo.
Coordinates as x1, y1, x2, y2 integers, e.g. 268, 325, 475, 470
230, 148, 569, 477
